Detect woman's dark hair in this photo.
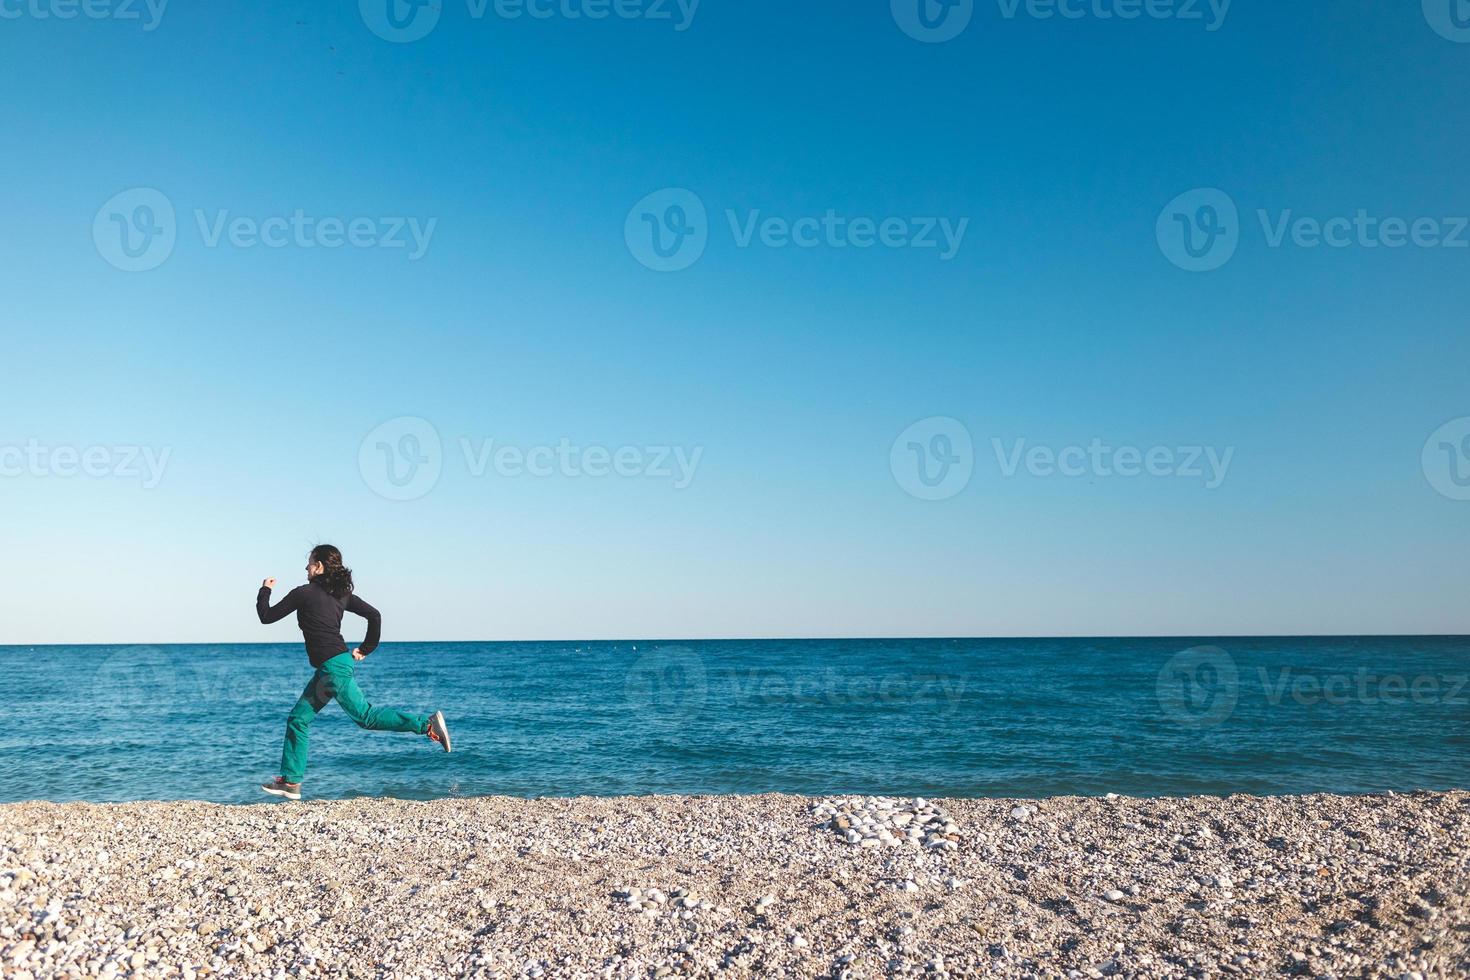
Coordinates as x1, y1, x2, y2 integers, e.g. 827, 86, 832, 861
310, 544, 354, 599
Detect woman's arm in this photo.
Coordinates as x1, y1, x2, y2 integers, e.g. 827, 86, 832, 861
257, 581, 302, 624
346, 594, 382, 656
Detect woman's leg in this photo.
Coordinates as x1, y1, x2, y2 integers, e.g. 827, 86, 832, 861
280, 670, 332, 783
323, 658, 429, 735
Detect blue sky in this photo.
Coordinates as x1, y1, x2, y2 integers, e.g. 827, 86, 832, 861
2, 0, 1468, 642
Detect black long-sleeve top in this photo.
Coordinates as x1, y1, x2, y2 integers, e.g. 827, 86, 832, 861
256, 581, 382, 667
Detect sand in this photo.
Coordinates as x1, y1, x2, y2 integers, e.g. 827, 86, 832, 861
2, 790, 1466, 978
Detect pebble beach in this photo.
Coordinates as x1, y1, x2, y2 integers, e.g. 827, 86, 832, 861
2, 791, 1466, 979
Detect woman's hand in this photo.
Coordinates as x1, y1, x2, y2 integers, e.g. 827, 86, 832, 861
262, 578, 277, 590
352, 648, 366, 661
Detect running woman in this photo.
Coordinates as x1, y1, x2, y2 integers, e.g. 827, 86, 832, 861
256, 544, 450, 800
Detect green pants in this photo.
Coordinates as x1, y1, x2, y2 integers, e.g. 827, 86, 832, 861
280, 653, 429, 783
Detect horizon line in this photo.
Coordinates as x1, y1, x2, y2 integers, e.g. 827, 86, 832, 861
3, 632, 1467, 648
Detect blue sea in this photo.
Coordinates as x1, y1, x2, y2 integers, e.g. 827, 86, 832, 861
2, 637, 1466, 804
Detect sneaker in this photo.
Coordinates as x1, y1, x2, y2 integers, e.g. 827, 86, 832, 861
427, 711, 452, 753
261, 777, 302, 801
